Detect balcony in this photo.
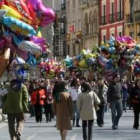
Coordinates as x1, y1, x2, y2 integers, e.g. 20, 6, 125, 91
134, 10, 140, 23
125, 14, 133, 24
116, 11, 123, 21
100, 16, 106, 25
109, 14, 115, 23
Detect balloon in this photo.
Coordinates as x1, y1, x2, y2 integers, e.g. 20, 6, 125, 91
9, 57, 29, 81
1, 16, 36, 36
26, 53, 36, 67
18, 40, 42, 54
37, 30, 42, 37
0, 47, 10, 78
2, 31, 28, 60
1, 4, 31, 24
30, 36, 47, 52
27, 0, 56, 27
0, 39, 5, 50
0, 9, 7, 17
79, 59, 88, 68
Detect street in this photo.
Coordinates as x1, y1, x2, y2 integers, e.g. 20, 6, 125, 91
0, 110, 139, 140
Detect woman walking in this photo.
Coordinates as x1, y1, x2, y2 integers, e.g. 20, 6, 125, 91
130, 79, 140, 129
77, 82, 100, 140
53, 81, 73, 140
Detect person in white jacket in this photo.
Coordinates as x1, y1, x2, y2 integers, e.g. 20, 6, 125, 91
77, 82, 100, 140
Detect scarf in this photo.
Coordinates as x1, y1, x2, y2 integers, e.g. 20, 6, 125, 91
55, 89, 68, 103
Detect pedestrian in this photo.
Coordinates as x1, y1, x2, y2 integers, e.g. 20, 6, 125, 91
53, 81, 73, 140
107, 74, 123, 130
31, 79, 46, 123
2, 79, 29, 140
122, 80, 128, 112
68, 78, 81, 127
130, 79, 140, 129
44, 79, 53, 122
96, 78, 108, 127
77, 82, 100, 140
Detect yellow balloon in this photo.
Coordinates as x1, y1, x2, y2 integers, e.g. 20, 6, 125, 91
37, 31, 42, 37
79, 59, 88, 68
1, 5, 31, 24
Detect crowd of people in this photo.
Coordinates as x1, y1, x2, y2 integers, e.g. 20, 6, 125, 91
0, 74, 140, 140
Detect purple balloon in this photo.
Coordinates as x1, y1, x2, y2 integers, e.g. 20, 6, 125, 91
27, 0, 56, 27
30, 36, 47, 52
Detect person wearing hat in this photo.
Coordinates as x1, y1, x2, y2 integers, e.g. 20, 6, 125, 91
107, 74, 123, 130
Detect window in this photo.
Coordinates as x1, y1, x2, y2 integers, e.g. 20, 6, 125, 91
78, 19, 82, 31
73, 0, 75, 8
89, 11, 92, 34
119, 32, 122, 36
103, 35, 106, 43
85, 13, 88, 35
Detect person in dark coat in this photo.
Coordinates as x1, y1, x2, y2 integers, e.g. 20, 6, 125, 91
130, 79, 140, 129
107, 74, 123, 130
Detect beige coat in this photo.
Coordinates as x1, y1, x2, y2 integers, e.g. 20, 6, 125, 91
77, 91, 100, 120
53, 92, 73, 130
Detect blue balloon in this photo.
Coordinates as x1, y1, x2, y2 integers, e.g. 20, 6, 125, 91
1, 17, 36, 36
26, 53, 36, 67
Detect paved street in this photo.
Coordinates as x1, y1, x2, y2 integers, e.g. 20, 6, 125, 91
0, 110, 139, 140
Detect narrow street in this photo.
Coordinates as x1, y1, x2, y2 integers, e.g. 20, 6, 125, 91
0, 110, 139, 140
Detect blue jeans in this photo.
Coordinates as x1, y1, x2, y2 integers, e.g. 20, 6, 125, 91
110, 99, 123, 128
73, 101, 80, 119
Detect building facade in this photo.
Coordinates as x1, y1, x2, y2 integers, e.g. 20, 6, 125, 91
99, 0, 124, 43
66, 0, 83, 56
125, 0, 140, 43
66, 0, 99, 56
80, 0, 99, 50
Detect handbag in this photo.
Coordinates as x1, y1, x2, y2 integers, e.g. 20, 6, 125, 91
93, 92, 100, 111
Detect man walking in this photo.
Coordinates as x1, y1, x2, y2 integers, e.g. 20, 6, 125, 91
2, 79, 29, 140
107, 74, 123, 130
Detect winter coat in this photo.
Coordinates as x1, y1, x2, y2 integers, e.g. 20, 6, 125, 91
31, 89, 46, 105
76, 91, 100, 120
130, 87, 140, 104
2, 84, 29, 114
97, 84, 108, 104
53, 92, 73, 130
107, 82, 122, 102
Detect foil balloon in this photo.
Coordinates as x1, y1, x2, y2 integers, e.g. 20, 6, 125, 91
3, 0, 33, 21
30, 36, 47, 52
26, 53, 36, 67
0, 47, 10, 78
1, 16, 36, 36
8, 57, 29, 81
0, 9, 7, 17
0, 4, 31, 24
27, 0, 56, 27
18, 40, 42, 54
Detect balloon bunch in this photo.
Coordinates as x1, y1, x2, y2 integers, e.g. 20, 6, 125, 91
39, 59, 65, 79
0, 0, 55, 80
63, 36, 140, 81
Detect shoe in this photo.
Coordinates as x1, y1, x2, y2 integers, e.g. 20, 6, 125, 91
16, 132, 21, 140
112, 126, 118, 130
133, 127, 139, 130
98, 124, 104, 127
76, 124, 81, 127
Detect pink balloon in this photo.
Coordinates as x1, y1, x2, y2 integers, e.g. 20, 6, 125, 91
27, 0, 56, 27
30, 36, 47, 52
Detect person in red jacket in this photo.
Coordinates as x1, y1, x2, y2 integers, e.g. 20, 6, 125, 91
31, 79, 46, 123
